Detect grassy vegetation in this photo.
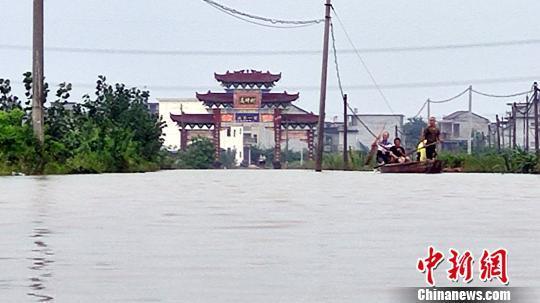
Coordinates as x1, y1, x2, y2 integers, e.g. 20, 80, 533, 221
439, 149, 539, 173
289, 149, 539, 174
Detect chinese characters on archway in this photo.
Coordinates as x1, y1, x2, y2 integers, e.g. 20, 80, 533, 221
417, 246, 508, 286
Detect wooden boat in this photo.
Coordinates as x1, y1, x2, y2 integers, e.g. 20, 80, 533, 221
379, 160, 443, 174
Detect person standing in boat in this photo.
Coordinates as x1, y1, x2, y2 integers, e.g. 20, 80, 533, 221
376, 131, 393, 164
423, 117, 441, 160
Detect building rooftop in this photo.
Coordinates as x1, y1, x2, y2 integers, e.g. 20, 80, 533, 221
214, 70, 281, 85
443, 110, 490, 122
196, 92, 299, 105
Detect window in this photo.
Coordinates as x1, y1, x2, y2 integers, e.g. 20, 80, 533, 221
233, 129, 236, 137
227, 128, 231, 137
453, 124, 460, 137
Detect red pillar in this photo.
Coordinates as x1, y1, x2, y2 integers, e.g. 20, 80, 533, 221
307, 128, 315, 161
273, 108, 282, 169
180, 123, 188, 151
212, 108, 221, 165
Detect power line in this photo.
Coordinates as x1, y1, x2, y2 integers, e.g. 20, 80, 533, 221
8, 76, 538, 92
330, 22, 377, 137
2, 38, 540, 56
412, 100, 428, 118
429, 87, 470, 103
201, 0, 323, 28
330, 23, 345, 99
471, 88, 532, 98
331, 6, 395, 113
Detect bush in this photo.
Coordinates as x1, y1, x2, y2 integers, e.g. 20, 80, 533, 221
0, 75, 165, 175
176, 137, 215, 169
440, 149, 538, 173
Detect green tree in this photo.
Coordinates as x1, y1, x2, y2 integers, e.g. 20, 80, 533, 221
0, 79, 22, 111
220, 148, 237, 168
2, 74, 166, 174
178, 137, 215, 169
0, 109, 39, 174
403, 117, 427, 150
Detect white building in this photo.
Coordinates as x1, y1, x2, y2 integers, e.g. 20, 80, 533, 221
439, 111, 490, 151
156, 98, 244, 165
157, 98, 207, 150
220, 126, 244, 164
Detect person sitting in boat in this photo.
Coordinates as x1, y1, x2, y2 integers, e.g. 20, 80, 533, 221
416, 139, 427, 162
389, 137, 410, 163
376, 131, 393, 164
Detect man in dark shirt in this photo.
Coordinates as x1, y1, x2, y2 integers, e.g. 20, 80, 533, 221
389, 137, 408, 163
423, 117, 441, 160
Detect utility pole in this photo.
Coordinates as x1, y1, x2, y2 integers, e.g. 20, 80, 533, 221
487, 124, 491, 148
512, 103, 517, 149
467, 85, 473, 155
534, 82, 539, 157
501, 119, 506, 148
285, 121, 289, 168
32, 0, 45, 144
343, 93, 348, 169
315, 0, 332, 172
496, 114, 501, 152
525, 95, 530, 151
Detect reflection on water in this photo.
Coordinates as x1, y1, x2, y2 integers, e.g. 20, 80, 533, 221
27, 179, 54, 302
0, 171, 539, 303
27, 225, 54, 302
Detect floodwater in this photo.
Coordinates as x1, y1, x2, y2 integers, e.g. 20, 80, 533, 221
1, 170, 539, 302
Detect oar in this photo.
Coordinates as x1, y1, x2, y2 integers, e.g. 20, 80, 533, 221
364, 124, 387, 165
405, 141, 438, 157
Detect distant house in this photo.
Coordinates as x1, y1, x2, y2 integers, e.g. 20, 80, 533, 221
439, 111, 490, 151
324, 114, 404, 152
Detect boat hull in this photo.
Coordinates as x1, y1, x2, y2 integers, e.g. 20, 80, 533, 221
379, 160, 443, 174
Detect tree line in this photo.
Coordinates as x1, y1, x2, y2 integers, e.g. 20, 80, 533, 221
0, 74, 170, 174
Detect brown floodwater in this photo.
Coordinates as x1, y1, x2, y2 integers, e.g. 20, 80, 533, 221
1, 170, 539, 302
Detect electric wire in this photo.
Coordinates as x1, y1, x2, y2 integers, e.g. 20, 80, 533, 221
329, 22, 377, 138
4, 38, 540, 56
471, 88, 533, 98
331, 6, 395, 113
412, 100, 428, 118
429, 87, 470, 104
201, 0, 323, 28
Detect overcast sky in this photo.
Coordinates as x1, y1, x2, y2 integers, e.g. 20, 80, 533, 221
2, 0, 539, 121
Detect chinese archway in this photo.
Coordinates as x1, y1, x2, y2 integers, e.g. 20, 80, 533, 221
170, 70, 318, 168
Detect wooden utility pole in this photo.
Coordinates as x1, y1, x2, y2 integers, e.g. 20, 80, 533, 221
487, 124, 492, 148
315, 0, 332, 172
32, 0, 45, 144
512, 103, 517, 149
467, 85, 473, 155
343, 94, 348, 169
496, 114, 501, 152
525, 95, 530, 151
285, 121, 289, 168
534, 82, 539, 157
